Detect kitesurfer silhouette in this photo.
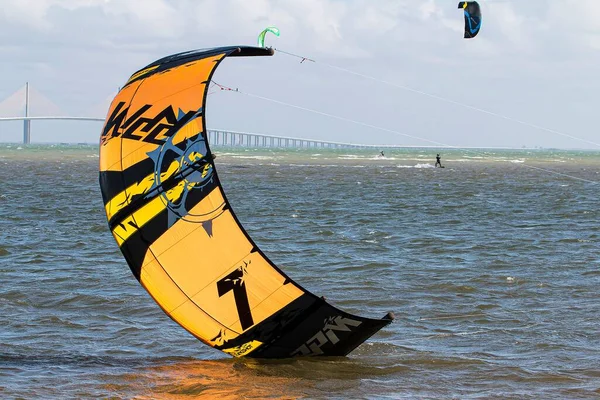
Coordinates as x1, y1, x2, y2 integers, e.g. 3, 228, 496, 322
435, 154, 442, 168
380, 151, 385, 157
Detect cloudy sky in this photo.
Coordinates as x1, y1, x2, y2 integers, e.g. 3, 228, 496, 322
0, 0, 598, 149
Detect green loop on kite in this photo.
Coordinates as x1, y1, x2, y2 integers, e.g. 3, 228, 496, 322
257, 26, 280, 48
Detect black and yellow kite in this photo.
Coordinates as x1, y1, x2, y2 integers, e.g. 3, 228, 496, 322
98, 46, 393, 358
458, 1, 482, 39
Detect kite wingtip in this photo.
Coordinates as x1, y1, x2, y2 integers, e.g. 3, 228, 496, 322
384, 311, 395, 321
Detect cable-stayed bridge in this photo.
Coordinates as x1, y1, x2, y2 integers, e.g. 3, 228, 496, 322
0, 83, 374, 149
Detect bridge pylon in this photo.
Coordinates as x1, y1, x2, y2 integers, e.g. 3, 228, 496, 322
23, 82, 31, 144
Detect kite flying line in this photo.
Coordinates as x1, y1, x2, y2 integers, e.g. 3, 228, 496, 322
274, 48, 600, 149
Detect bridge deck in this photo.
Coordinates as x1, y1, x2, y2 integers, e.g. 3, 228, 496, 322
0, 116, 378, 148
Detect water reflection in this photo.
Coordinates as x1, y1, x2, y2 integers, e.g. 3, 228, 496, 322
124, 355, 407, 399
127, 358, 309, 399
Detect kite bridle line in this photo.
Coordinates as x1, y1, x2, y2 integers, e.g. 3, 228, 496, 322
273, 48, 600, 150
209, 80, 598, 185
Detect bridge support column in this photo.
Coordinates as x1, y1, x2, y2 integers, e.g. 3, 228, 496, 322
23, 82, 31, 144
23, 120, 31, 144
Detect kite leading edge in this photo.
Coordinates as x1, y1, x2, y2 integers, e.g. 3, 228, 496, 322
98, 46, 393, 358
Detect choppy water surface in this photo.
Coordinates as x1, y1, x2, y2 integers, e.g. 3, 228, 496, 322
1, 144, 599, 399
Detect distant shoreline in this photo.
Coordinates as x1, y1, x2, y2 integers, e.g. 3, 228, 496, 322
0, 142, 598, 152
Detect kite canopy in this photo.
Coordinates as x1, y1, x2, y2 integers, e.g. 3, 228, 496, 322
98, 46, 392, 358
458, 1, 482, 39
257, 26, 280, 48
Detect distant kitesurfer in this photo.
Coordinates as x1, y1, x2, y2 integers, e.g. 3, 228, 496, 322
380, 151, 385, 157
435, 154, 442, 168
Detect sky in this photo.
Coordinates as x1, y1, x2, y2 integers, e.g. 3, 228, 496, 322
0, 0, 599, 149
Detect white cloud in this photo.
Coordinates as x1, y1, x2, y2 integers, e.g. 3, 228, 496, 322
0, 0, 598, 148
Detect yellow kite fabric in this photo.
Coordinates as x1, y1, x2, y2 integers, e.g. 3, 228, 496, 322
99, 46, 392, 358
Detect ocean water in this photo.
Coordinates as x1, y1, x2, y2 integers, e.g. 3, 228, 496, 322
0, 144, 599, 399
